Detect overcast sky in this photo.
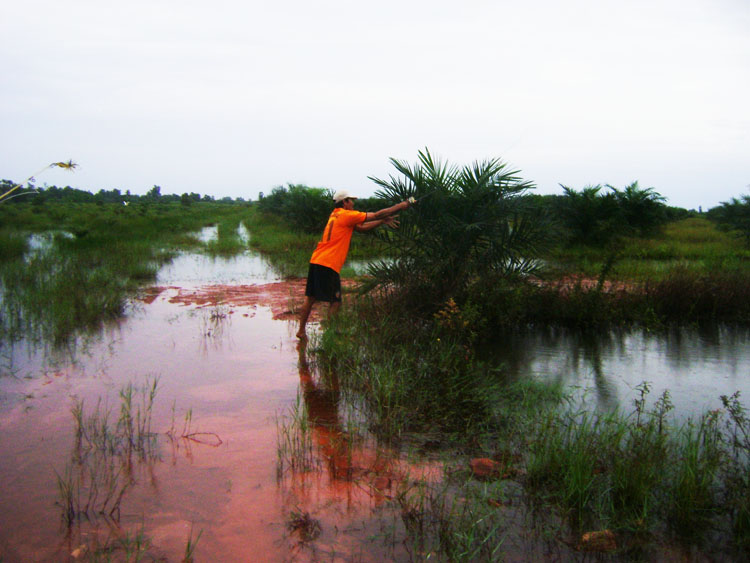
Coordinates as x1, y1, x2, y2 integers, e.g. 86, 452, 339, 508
2, 0, 748, 209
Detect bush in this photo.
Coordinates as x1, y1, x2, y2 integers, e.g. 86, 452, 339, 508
257, 184, 333, 234
707, 193, 750, 246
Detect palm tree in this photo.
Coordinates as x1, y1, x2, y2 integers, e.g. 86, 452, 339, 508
607, 181, 667, 237
365, 149, 549, 312
558, 184, 619, 245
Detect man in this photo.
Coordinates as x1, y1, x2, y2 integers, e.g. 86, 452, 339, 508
296, 189, 413, 338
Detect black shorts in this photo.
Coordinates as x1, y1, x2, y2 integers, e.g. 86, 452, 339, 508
305, 263, 341, 303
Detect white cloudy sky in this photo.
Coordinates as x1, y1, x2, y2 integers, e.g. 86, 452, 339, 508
2, 0, 748, 209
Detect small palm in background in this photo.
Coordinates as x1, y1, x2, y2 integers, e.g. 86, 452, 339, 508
365, 148, 550, 314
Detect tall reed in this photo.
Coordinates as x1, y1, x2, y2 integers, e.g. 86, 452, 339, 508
57, 378, 160, 526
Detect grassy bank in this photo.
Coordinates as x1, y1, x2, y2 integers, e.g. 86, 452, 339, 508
293, 211, 750, 557
548, 217, 750, 281
310, 303, 750, 559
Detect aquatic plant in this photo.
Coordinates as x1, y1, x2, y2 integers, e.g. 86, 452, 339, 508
57, 378, 160, 526
275, 392, 319, 476
183, 524, 203, 562
720, 391, 750, 550
63, 521, 202, 562
285, 507, 322, 543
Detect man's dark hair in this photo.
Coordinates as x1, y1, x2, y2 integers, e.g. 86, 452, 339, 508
334, 199, 348, 208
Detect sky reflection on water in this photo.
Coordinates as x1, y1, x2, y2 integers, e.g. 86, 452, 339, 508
156, 251, 280, 287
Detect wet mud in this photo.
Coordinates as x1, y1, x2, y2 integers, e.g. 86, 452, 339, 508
146, 278, 359, 321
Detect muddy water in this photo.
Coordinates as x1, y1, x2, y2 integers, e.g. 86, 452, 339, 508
0, 251, 430, 562
4, 243, 750, 561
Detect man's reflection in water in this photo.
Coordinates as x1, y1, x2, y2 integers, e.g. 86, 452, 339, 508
296, 340, 398, 502
296, 339, 353, 481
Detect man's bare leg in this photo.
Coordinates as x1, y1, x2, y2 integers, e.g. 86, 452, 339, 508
328, 301, 341, 318
297, 296, 316, 338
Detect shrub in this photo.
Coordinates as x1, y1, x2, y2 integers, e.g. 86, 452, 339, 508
257, 184, 333, 234
707, 193, 750, 246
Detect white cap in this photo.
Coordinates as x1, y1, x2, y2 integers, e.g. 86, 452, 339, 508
333, 189, 358, 203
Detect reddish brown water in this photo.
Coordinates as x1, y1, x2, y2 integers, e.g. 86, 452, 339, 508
0, 278, 435, 562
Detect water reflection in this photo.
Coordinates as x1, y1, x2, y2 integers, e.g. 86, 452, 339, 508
485, 325, 750, 420
274, 340, 443, 560
297, 341, 354, 481
156, 251, 279, 287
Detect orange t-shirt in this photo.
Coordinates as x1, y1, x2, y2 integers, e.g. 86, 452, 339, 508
310, 208, 367, 273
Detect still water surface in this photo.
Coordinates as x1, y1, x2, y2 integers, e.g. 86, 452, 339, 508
489, 325, 750, 420
1, 246, 749, 560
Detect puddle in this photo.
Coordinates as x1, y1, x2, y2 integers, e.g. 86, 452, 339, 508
484, 325, 750, 421
0, 251, 430, 561
25, 231, 74, 256
196, 224, 218, 244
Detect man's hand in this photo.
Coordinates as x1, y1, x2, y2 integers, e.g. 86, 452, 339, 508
383, 215, 400, 229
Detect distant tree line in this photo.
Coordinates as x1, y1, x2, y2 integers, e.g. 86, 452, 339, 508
706, 192, 750, 246
256, 178, 750, 249
0, 180, 249, 206
530, 182, 692, 247
5, 174, 750, 248
257, 180, 689, 245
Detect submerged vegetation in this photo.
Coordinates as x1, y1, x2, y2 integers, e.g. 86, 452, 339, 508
55, 377, 207, 560
312, 302, 750, 559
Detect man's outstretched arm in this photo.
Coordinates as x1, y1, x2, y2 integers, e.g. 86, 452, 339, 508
354, 215, 399, 233
364, 199, 412, 221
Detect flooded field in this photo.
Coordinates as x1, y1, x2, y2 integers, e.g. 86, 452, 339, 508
2, 245, 750, 561
0, 250, 434, 562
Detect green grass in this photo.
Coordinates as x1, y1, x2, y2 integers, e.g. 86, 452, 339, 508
58, 378, 160, 526
0, 201, 252, 346
243, 207, 318, 277
204, 216, 248, 256
0, 230, 27, 261
549, 217, 750, 281
275, 391, 319, 476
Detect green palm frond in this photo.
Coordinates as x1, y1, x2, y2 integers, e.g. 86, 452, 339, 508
366, 149, 549, 310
